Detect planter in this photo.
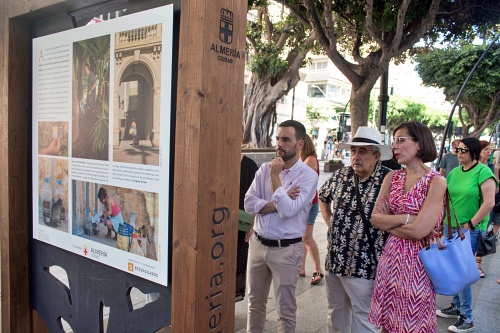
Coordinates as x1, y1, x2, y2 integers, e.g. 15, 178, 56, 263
324, 162, 344, 173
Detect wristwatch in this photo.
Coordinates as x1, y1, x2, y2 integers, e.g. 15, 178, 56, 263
467, 220, 475, 230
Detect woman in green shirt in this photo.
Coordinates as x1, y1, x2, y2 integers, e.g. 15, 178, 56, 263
436, 137, 497, 332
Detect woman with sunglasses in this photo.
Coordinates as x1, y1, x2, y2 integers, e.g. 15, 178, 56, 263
369, 121, 447, 333
436, 137, 497, 332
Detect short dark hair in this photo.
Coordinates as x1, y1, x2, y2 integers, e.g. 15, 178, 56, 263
97, 187, 107, 201
393, 121, 436, 163
279, 120, 306, 141
461, 137, 482, 161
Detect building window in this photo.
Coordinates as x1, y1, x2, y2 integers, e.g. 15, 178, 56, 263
316, 61, 328, 69
309, 61, 328, 71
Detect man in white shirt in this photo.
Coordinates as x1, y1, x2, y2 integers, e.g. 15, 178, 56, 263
244, 120, 318, 333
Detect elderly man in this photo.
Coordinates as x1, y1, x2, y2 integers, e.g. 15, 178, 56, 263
244, 120, 318, 333
319, 127, 392, 333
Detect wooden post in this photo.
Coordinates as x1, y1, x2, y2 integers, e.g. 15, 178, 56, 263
172, 0, 247, 332
0, 0, 247, 331
1, 16, 33, 333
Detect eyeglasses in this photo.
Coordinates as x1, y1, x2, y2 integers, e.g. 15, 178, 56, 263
391, 136, 414, 146
455, 147, 470, 154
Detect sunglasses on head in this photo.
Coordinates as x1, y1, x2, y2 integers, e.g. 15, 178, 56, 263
454, 147, 469, 154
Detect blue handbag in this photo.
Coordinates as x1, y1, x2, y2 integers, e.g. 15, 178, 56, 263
418, 191, 480, 296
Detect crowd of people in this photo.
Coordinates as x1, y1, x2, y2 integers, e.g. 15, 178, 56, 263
240, 119, 499, 333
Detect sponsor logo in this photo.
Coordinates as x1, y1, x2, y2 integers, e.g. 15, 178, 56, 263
134, 266, 158, 277
83, 245, 88, 256
128, 262, 134, 272
89, 247, 108, 260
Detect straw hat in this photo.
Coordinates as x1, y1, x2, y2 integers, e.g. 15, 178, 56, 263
338, 127, 393, 161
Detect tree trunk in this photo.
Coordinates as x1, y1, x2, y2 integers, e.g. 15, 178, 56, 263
349, 86, 373, 137
243, 77, 279, 148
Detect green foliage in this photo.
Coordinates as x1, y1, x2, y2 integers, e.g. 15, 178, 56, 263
305, 105, 322, 120
414, 42, 500, 135
305, 99, 336, 121
248, 43, 290, 80
90, 110, 109, 156
246, 2, 312, 81
385, 97, 448, 135
74, 35, 110, 159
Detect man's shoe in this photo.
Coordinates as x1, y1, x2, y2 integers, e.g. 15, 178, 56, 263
436, 304, 460, 318
448, 315, 474, 332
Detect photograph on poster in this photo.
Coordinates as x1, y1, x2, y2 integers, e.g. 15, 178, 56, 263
113, 24, 163, 166
38, 157, 69, 233
72, 35, 110, 161
38, 121, 69, 157
72, 181, 159, 261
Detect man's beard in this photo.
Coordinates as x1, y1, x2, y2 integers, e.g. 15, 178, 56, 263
277, 144, 297, 162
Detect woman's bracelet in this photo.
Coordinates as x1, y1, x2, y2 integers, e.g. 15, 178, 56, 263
405, 214, 410, 225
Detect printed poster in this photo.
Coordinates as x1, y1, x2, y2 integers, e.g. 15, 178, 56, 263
32, 5, 174, 286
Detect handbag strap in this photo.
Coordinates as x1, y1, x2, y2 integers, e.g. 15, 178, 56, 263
354, 174, 378, 265
445, 189, 465, 240
424, 189, 464, 249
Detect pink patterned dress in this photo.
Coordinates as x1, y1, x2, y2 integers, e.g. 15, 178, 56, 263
369, 169, 443, 333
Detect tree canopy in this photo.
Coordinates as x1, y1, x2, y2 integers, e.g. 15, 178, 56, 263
243, 1, 317, 147
385, 97, 448, 136
279, 0, 500, 135
414, 42, 500, 137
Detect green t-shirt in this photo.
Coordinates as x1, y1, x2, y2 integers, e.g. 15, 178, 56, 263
446, 162, 498, 231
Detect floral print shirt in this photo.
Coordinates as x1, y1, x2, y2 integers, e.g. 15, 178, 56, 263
319, 164, 390, 279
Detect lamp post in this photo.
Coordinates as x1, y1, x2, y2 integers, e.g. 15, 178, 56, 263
341, 100, 350, 141
311, 85, 327, 98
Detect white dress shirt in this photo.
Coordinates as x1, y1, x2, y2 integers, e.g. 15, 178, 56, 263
244, 158, 318, 240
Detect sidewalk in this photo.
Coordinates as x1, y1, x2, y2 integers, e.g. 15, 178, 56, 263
113, 139, 159, 165
234, 159, 500, 332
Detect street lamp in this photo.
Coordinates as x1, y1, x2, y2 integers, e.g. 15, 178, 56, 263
311, 85, 327, 98
340, 100, 350, 141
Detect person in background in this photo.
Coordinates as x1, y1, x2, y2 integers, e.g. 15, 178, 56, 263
324, 140, 331, 161
476, 140, 493, 278
299, 134, 323, 285
130, 118, 139, 148
328, 138, 334, 160
479, 140, 493, 170
491, 151, 500, 242
236, 153, 259, 301
244, 120, 318, 332
319, 127, 392, 333
439, 139, 460, 177
369, 121, 447, 333
436, 137, 496, 332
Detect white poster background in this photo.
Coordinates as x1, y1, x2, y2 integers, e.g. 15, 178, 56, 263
32, 5, 173, 286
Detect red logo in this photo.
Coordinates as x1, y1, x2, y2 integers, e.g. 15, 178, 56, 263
83, 245, 88, 256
